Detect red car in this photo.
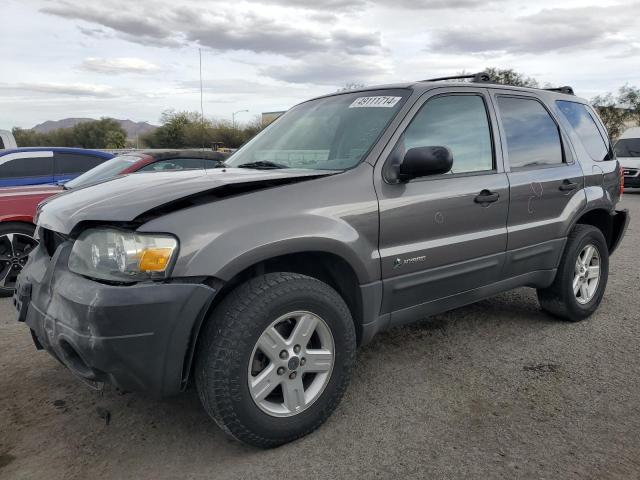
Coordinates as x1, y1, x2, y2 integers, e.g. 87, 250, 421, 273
0, 150, 227, 294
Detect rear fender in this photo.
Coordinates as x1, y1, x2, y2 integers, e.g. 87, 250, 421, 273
609, 209, 630, 255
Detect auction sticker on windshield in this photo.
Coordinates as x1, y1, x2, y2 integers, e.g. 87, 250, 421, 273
349, 96, 402, 108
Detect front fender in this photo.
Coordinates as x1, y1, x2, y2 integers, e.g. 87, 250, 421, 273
136, 164, 381, 284
179, 214, 378, 283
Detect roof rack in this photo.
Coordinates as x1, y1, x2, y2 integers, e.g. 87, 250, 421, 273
419, 72, 576, 95
420, 72, 491, 83
544, 86, 575, 95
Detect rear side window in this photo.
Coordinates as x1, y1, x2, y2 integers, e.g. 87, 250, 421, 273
556, 101, 609, 161
615, 138, 640, 158
0, 138, 4, 149
0, 153, 54, 178
54, 152, 106, 174
402, 94, 494, 174
204, 158, 224, 168
139, 158, 205, 172
497, 96, 563, 169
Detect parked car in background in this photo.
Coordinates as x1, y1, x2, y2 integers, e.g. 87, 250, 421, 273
0, 150, 228, 295
0, 130, 18, 150
63, 150, 228, 190
0, 147, 114, 187
615, 127, 640, 188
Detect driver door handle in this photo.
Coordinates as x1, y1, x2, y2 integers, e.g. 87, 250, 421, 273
474, 189, 500, 204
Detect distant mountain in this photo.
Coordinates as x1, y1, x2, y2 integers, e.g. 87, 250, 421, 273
32, 118, 158, 139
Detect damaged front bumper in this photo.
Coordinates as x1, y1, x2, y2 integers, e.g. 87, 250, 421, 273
14, 241, 217, 396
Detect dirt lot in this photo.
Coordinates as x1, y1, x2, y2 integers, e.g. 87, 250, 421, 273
1, 193, 639, 480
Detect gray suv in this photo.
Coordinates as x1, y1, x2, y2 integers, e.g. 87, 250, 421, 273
15, 73, 629, 447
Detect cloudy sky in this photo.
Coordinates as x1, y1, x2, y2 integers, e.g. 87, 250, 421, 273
1, 0, 638, 129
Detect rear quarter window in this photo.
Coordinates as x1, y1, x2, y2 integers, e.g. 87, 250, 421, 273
54, 152, 107, 174
556, 101, 610, 161
0, 153, 54, 178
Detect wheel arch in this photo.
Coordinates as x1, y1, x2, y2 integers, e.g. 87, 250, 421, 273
0, 215, 36, 225
182, 250, 367, 389
571, 207, 626, 254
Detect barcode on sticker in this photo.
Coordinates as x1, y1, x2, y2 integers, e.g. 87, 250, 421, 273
349, 96, 402, 108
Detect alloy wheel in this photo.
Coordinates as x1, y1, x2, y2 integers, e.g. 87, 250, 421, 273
0, 233, 37, 290
573, 244, 601, 305
248, 311, 335, 417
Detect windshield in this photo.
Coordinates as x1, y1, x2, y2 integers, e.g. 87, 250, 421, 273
65, 154, 142, 189
225, 89, 409, 170
614, 138, 640, 158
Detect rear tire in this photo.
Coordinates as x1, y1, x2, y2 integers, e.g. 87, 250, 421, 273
195, 272, 356, 448
0, 222, 37, 297
537, 224, 609, 321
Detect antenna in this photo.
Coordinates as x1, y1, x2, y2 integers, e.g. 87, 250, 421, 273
199, 48, 205, 151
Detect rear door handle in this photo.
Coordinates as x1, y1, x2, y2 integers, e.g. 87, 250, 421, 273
474, 190, 500, 204
559, 180, 578, 191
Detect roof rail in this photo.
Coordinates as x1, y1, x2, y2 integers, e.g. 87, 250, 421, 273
544, 86, 575, 95
419, 72, 491, 83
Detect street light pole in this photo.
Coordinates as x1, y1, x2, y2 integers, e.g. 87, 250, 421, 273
232, 109, 249, 129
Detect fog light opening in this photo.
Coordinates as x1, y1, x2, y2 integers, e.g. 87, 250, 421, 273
58, 339, 94, 379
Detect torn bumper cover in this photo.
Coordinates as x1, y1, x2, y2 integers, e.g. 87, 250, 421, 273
14, 242, 217, 396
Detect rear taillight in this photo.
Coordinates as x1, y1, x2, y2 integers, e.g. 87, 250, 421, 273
620, 166, 625, 196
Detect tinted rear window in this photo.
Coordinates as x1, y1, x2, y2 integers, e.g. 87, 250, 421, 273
556, 101, 609, 161
615, 138, 640, 158
497, 96, 563, 169
54, 152, 106, 174
0, 155, 53, 178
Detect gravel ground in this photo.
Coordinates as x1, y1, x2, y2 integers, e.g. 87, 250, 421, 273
1, 192, 639, 480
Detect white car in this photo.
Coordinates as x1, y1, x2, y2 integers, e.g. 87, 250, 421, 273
615, 127, 640, 188
0, 130, 17, 150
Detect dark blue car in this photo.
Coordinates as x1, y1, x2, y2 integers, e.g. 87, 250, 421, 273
0, 147, 114, 187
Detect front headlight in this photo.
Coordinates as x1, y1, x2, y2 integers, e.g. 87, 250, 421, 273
68, 228, 178, 282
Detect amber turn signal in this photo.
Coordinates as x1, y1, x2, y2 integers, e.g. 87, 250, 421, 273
138, 247, 174, 271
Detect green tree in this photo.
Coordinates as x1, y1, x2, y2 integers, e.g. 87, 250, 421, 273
105, 130, 126, 149
483, 67, 539, 87
619, 85, 640, 125
12, 127, 39, 146
143, 110, 195, 148
12, 118, 127, 148
73, 118, 126, 149
142, 110, 263, 149
336, 82, 365, 92
591, 93, 628, 140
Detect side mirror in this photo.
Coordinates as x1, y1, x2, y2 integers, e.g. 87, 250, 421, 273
398, 146, 453, 182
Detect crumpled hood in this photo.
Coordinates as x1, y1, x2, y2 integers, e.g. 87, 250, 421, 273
37, 168, 330, 234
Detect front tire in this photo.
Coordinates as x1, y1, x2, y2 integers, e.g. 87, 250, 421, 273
537, 224, 609, 321
195, 272, 356, 448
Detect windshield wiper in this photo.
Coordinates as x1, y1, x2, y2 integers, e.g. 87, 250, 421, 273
236, 160, 288, 170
